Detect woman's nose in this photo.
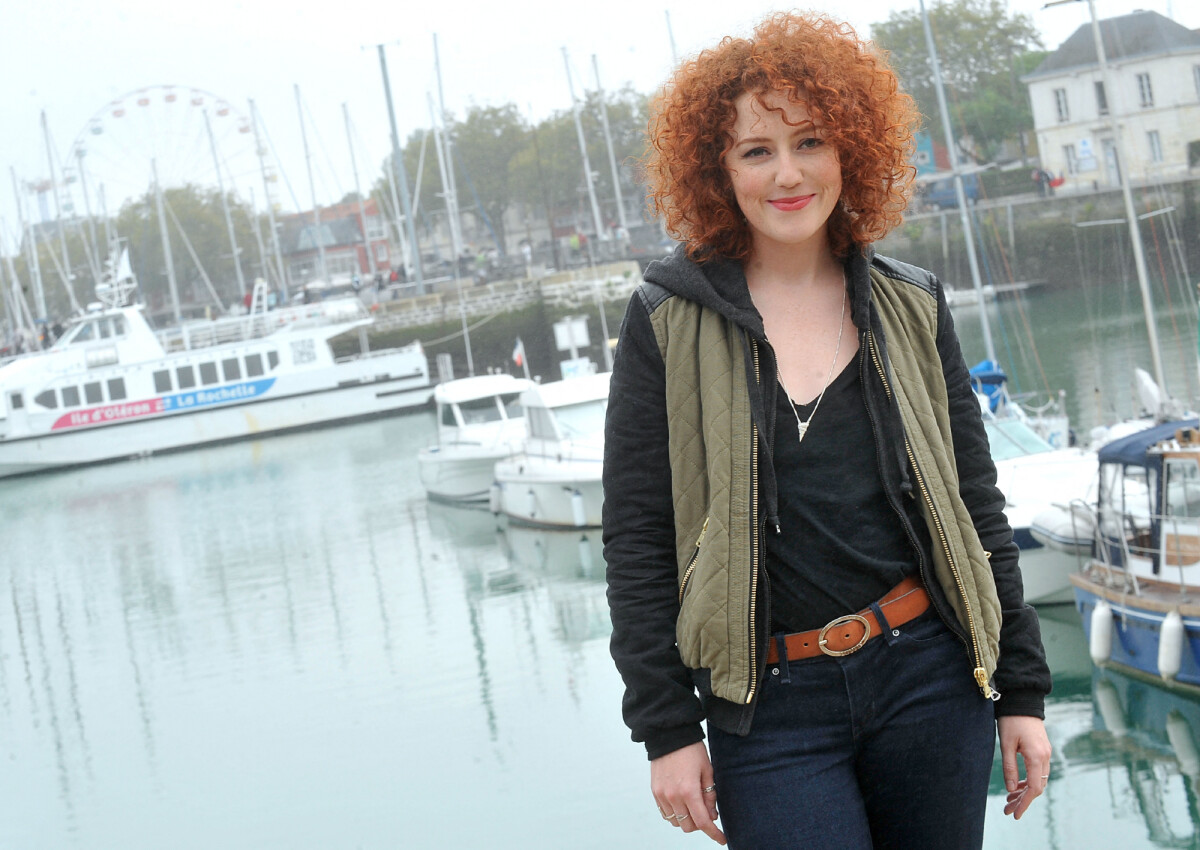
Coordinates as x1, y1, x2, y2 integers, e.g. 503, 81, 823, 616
775, 152, 802, 186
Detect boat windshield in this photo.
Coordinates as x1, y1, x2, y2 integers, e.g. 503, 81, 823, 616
501, 392, 524, 419
553, 399, 608, 438
458, 396, 504, 425
985, 418, 1054, 461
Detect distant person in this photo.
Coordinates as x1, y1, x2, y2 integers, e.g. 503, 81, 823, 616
604, 11, 1052, 848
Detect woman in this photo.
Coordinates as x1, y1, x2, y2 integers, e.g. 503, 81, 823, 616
603, 12, 1052, 849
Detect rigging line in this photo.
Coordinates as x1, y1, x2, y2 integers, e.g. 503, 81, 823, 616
162, 196, 224, 312
258, 111, 304, 211
300, 94, 345, 206
981, 208, 1053, 397
419, 308, 504, 346
1144, 198, 1194, 401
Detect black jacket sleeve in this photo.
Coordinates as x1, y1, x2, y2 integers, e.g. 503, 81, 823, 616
603, 291, 708, 759
934, 278, 1052, 718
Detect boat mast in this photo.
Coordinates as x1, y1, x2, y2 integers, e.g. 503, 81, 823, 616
593, 55, 628, 234
295, 84, 329, 285
11, 167, 46, 322
152, 158, 183, 323
41, 111, 80, 314
342, 103, 377, 278
428, 91, 475, 377
1044, 0, 1165, 393
377, 43, 424, 293
563, 48, 606, 243
204, 109, 247, 299
433, 35, 466, 262
919, 0, 995, 363
73, 147, 103, 288
249, 99, 289, 299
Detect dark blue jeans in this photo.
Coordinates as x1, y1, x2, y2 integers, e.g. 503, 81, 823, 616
707, 612, 996, 849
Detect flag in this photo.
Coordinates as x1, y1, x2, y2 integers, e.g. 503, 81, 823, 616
512, 337, 525, 368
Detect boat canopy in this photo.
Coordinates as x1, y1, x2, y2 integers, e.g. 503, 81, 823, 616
1097, 419, 1200, 469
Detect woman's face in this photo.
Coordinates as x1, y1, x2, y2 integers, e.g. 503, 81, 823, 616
724, 90, 842, 256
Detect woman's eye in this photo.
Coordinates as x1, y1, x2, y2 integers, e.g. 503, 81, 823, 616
743, 147, 769, 158
798, 137, 823, 150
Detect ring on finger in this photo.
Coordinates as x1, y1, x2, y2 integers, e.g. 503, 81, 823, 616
675, 813, 690, 820
703, 784, 717, 793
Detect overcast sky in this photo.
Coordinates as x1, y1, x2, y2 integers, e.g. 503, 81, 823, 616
1, 0, 1196, 255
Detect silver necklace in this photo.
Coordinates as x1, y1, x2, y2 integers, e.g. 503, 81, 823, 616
779, 285, 847, 447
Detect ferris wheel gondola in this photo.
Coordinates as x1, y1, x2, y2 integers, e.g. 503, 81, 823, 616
63, 85, 265, 222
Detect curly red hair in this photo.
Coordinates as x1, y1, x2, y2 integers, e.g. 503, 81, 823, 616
644, 12, 920, 260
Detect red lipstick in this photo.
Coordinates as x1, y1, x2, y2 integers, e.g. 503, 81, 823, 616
769, 195, 814, 211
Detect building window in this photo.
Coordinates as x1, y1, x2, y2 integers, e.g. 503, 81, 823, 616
1137, 73, 1154, 107
84, 381, 103, 404
267, 350, 280, 370
221, 358, 241, 381
34, 389, 58, 409
1148, 130, 1163, 163
177, 364, 196, 389
199, 362, 219, 386
62, 386, 81, 407
1054, 88, 1070, 122
153, 370, 172, 393
10, 393, 23, 410
245, 353, 264, 377
108, 378, 127, 401
1064, 144, 1079, 175
1094, 81, 1108, 116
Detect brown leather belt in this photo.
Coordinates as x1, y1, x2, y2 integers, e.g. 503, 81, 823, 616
765, 575, 930, 664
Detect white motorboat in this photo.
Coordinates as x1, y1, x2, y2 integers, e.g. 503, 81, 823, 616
986, 412, 1099, 604
0, 271, 432, 478
418, 373, 534, 502
491, 372, 609, 528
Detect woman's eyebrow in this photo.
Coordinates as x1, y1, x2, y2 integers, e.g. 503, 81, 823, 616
733, 125, 817, 145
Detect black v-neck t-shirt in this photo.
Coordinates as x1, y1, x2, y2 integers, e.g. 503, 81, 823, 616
766, 356, 926, 633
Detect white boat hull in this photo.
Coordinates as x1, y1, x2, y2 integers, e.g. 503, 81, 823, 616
418, 443, 520, 502
492, 458, 604, 528
0, 357, 431, 477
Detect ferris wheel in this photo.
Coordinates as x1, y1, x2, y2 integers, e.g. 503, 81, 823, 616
63, 85, 276, 221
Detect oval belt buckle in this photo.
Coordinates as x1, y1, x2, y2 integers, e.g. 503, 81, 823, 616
818, 613, 872, 657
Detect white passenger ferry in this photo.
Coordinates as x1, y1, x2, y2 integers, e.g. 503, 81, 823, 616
0, 270, 432, 478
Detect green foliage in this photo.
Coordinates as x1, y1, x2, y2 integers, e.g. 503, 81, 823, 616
871, 0, 1043, 161
113, 185, 258, 315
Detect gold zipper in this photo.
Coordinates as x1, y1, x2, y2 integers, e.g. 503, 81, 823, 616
678, 517, 710, 602
746, 338, 762, 704
869, 330, 994, 700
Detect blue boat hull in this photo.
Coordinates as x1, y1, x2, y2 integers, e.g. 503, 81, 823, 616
1072, 575, 1200, 692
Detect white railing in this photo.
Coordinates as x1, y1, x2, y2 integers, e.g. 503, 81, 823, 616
157, 298, 369, 352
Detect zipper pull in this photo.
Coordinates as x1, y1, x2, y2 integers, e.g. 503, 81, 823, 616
696, 517, 710, 548
973, 667, 998, 701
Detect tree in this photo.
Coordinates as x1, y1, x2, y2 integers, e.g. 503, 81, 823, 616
113, 185, 258, 317
451, 104, 529, 252
871, 0, 1044, 162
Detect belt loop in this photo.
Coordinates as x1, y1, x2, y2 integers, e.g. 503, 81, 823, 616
870, 601, 900, 646
773, 633, 791, 683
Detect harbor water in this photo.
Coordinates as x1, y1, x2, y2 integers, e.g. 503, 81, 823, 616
5, 279, 1200, 848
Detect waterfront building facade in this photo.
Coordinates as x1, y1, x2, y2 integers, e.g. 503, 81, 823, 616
1022, 10, 1200, 191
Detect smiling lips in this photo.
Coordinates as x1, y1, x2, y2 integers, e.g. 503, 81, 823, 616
768, 195, 815, 211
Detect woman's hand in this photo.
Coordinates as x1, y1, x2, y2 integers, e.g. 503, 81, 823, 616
651, 741, 726, 845
998, 714, 1053, 820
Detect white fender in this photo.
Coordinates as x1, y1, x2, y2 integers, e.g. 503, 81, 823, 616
1090, 599, 1114, 665
527, 488, 538, 519
489, 482, 502, 515
1094, 677, 1128, 737
1159, 609, 1185, 681
1167, 710, 1200, 778
570, 489, 587, 527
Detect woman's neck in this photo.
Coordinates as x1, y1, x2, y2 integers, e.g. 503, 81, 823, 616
744, 237, 841, 293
